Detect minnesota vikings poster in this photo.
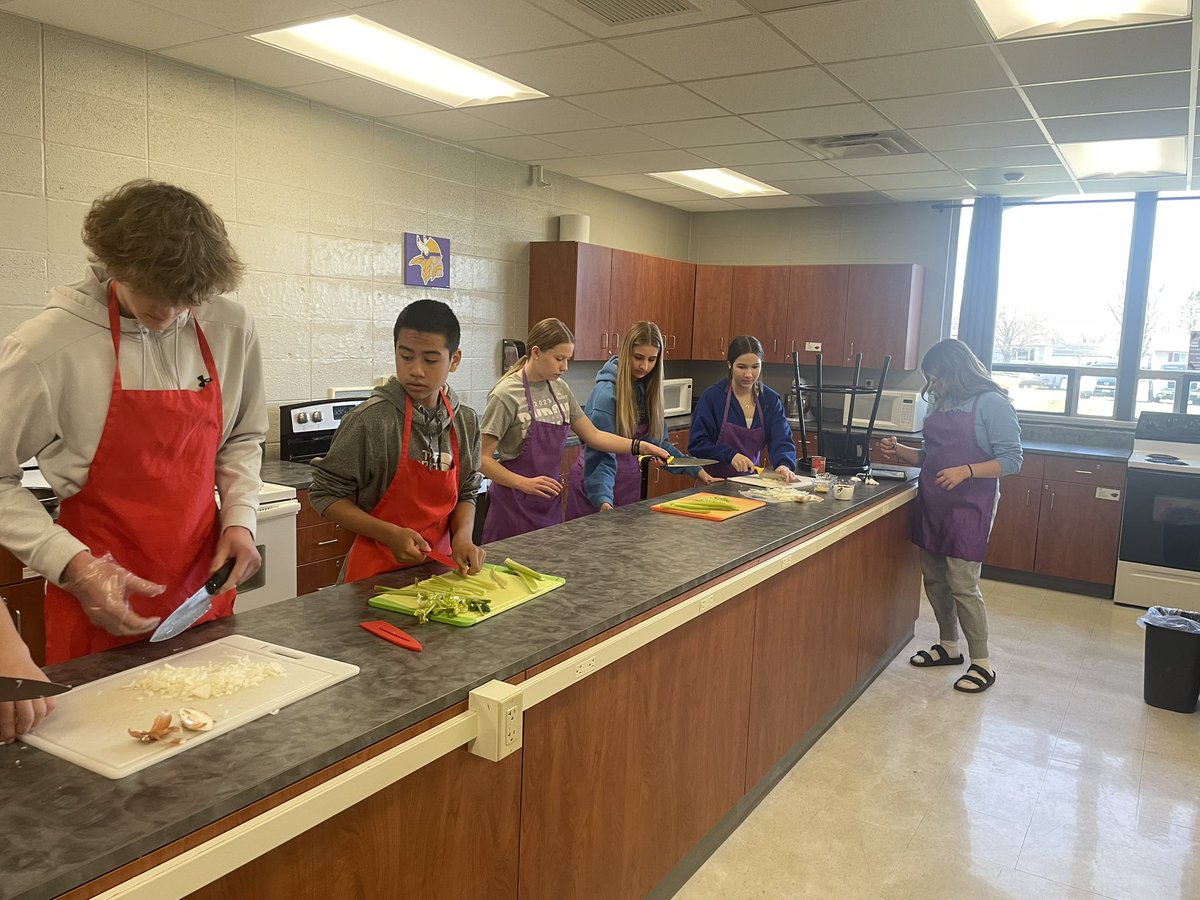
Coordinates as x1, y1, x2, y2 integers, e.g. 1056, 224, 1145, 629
404, 233, 451, 288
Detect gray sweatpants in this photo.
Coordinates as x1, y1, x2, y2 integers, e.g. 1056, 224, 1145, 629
920, 550, 989, 660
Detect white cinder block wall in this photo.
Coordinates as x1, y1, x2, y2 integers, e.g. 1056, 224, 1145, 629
0, 14, 690, 455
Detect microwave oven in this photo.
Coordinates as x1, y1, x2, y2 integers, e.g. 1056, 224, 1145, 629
662, 378, 693, 417
842, 389, 927, 433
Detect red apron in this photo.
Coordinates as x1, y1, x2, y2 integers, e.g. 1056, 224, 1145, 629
44, 284, 233, 664
341, 391, 460, 583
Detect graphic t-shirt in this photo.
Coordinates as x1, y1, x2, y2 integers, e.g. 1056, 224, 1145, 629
480, 372, 585, 461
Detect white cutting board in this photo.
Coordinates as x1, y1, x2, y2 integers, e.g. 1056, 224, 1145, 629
727, 474, 815, 489
21, 635, 359, 780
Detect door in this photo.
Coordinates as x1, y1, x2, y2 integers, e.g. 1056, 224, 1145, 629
1035, 479, 1125, 584
660, 258, 696, 360
609, 249, 656, 352
843, 264, 923, 369
985, 474, 1042, 571
693, 265, 732, 361
786, 265, 848, 366
729, 266, 790, 362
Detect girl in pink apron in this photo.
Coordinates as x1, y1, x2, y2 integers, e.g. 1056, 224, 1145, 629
480, 319, 669, 543
879, 339, 1023, 695
566, 322, 713, 519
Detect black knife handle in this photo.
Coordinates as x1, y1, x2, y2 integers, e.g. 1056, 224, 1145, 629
205, 558, 238, 594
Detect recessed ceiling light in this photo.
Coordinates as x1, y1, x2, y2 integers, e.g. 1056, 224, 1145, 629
1059, 136, 1186, 178
647, 168, 786, 199
972, 0, 1190, 40
250, 16, 546, 108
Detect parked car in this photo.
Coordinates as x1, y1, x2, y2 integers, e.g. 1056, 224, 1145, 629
1092, 377, 1117, 397
1018, 373, 1065, 389
1155, 381, 1200, 404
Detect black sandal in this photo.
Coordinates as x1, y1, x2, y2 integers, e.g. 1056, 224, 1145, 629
909, 644, 965, 668
954, 664, 996, 694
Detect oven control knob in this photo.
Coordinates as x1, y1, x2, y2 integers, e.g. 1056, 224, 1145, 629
297, 412, 308, 424
313, 411, 323, 423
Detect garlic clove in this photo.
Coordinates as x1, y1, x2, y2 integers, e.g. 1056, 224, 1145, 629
178, 707, 215, 732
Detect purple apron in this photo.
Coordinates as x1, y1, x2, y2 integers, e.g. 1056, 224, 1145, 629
704, 387, 765, 479
911, 396, 999, 562
483, 371, 571, 543
564, 418, 649, 520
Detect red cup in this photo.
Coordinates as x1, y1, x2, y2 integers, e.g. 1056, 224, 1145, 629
811, 455, 826, 474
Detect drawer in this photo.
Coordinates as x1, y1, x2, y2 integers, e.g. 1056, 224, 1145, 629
296, 556, 346, 595
1015, 452, 1045, 479
296, 489, 325, 528
296, 521, 355, 565
1042, 456, 1125, 487
2, 578, 46, 666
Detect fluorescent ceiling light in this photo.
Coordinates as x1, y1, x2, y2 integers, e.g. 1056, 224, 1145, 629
972, 0, 1190, 39
1059, 136, 1186, 178
250, 16, 545, 108
647, 168, 787, 199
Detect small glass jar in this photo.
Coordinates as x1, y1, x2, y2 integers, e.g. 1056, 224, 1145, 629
833, 478, 856, 501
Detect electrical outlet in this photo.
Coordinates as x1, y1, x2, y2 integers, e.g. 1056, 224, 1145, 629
699, 595, 716, 613
468, 680, 523, 761
865, 378, 875, 388
504, 701, 521, 747
804, 341, 822, 352
574, 655, 597, 679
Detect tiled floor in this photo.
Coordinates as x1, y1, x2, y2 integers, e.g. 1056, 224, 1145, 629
677, 580, 1200, 900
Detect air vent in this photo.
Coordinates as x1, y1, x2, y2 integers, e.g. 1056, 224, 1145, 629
798, 131, 924, 160
571, 0, 698, 26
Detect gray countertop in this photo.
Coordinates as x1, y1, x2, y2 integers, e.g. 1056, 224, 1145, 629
259, 457, 316, 491
0, 477, 917, 900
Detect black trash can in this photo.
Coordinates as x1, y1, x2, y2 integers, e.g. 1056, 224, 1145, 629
1141, 607, 1200, 713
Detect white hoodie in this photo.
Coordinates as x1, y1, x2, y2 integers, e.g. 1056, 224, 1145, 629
0, 264, 267, 584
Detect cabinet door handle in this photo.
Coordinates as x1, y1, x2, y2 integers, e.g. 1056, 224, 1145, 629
1025, 489, 1030, 507
773, 338, 778, 354
849, 341, 854, 361
614, 332, 620, 347
316, 538, 340, 546
1074, 469, 1093, 476
1050, 492, 1055, 510
790, 340, 796, 353
601, 332, 608, 350
669, 334, 677, 350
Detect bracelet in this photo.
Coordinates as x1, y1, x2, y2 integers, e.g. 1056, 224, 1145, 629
966, 464, 975, 479
632, 438, 641, 456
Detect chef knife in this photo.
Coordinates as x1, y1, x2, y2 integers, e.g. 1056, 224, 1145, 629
0, 676, 71, 702
639, 455, 718, 468
149, 557, 238, 643
751, 466, 787, 481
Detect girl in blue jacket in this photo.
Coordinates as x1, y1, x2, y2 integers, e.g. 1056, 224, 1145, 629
690, 335, 797, 481
565, 322, 712, 518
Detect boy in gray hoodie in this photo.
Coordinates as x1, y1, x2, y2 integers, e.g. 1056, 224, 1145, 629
310, 299, 484, 582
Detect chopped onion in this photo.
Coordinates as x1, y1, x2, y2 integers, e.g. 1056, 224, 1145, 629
124, 655, 286, 700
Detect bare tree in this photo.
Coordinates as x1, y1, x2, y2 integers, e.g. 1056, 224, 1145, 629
1183, 289, 1200, 333
994, 308, 1058, 362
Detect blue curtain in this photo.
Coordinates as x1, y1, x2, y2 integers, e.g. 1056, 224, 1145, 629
957, 195, 1004, 369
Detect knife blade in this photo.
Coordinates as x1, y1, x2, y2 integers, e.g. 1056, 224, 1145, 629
0, 676, 71, 702
425, 548, 463, 572
639, 455, 718, 468
149, 557, 237, 643
752, 466, 787, 481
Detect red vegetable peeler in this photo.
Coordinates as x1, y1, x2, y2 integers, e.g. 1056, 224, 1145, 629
360, 620, 422, 652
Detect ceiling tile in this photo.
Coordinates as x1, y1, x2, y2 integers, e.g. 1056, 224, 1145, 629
138, 0, 343, 33
3, 0, 224, 50
626, 186, 712, 201
999, 22, 1192, 85
857, 171, 969, 190
566, 85, 728, 125
736, 160, 844, 182
379, 110, 519, 142
987, 181, 1079, 197
728, 195, 821, 209
768, 176, 869, 193
874, 89, 1030, 130
1078, 175, 1187, 193
286, 77, 442, 118
961, 165, 1074, 186
767, 0, 987, 62
907, 120, 1046, 151
692, 141, 814, 166
828, 46, 1010, 101
935, 145, 1059, 168
882, 186, 974, 202
468, 98, 617, 133
684, 68, 854, 114
747, 104, 894, 140
359, 0, 589, 58
539, 148, 712, 177
666, 198, 741, 211
524, 0, 749, 39
162, 35, 345, 87
465, 134, 578, 161
611, 17, 810, 81
807, 191, 891, 205
638, 116, 776, 148
541, 127, 671, 154
1043, 109, 1189, 142
578, 173, 669, 190
478, 42, 666, 96
830, 153, 947, 175
1026, 73, 1190, 118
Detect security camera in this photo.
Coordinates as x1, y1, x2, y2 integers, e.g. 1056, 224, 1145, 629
1002, 171, 1025, 183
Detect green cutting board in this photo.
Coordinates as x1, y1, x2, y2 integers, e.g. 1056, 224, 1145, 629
368, 563, 565, 627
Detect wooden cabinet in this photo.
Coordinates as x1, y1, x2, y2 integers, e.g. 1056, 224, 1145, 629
692, 265, 733, 361
2, 576, 46, 666
608, 249, 654, 348
295, 489, 349, 595
729, 266, 790, 362
985, 453, 1125, 587
529, 242, 613, 360
656, 256, 696, 359
786, 265, 848, 365
843, 264, 924, 369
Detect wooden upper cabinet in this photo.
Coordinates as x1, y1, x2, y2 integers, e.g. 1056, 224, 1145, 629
529, 241, 612, 361
786, 265, 849, 366
609, 249, 656, 351
843, 264, 924, 370
659, 257, 696, 359
693, 265, 733, 362
729, 266, 791, 362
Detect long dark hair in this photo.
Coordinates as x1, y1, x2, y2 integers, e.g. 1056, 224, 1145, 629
921, 339, 1005, 405
726, 335, 764, 400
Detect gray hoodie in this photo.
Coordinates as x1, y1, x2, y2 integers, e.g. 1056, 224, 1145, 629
0, 264, 267, 583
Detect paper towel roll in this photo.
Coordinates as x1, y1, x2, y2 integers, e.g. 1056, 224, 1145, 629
558, 214, 590, 242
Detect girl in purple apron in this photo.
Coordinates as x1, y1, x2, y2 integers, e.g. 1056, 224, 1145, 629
480, 318, 669, 543
879, 339, 1023, 695
689, 336, 798, 481
566, 322, 714, 519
